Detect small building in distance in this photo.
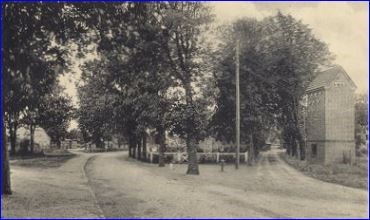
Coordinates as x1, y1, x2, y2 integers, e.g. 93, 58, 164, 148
305, 65, 357, 164
12, 127, 50, 153
61, 139, 80, 149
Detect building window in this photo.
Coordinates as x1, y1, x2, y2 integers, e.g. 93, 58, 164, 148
311, 144, 317, 157
334, 82, 345, 87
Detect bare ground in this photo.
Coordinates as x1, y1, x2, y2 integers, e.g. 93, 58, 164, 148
2, 148, 368, 218
1, 151, 104, 218
85, 148, 368, 218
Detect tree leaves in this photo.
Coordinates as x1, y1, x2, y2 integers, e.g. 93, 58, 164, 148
210, 13, 332, 149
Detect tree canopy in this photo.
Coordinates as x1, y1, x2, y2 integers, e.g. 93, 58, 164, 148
3, 3, 341, 196
210, 13, 332, 162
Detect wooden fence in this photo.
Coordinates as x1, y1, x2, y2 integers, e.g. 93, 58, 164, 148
146, 151, 249, 163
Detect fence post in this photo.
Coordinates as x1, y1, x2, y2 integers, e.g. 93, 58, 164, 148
343, 151, 346, 163
216, 152, 220, 163
220, 159, 225, 172
150, 152, 153, 163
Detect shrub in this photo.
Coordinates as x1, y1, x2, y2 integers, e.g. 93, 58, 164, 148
19, 139, 30, 154
164, 154, 175, 163
198, 154, 217, 163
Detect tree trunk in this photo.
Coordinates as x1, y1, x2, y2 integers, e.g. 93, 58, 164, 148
186, 134, 199, 174
299, 139, 305, 160
57, 139, 62, 149
132, 138, 137, 159
253, 135, 259, 160
285, 137, 291, 156
10, 112, 20, 155
8, 121, 14, 155
30, 124, 35, 154
118, 138, 121, 149
128, 144, 132, 157
248, 133, 255, 166
184, 80, 199, 175
291, 97, 304, 159
94, 136, 104, 149
291, 136, 297, 157
158, 126, 165, 167
293, 108, 306, 160
128, 134, 133, 157
142, 132, 147, 161
137, 136, 142, 160
9, 124, 17, 156
2, 118, 11, 195
287, 135, 292, 157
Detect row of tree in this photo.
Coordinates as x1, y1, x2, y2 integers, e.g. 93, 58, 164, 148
210, 14, 332, 163
3, 4, 75, 155
75, 3, 214, 175
3, 2, 334, 195
76, 4, 332, 170
2, 3, 84, 195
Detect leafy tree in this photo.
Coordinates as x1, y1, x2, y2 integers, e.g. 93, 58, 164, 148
261, 12, 332, 159
355, 93, 368, 150
2, 3, 72, 194
210, 13, 332, 164
74, 3, 180, 166
38, 85, 73, 148
81, 2, 215, 173
66, 128, 83, 142
158, 2, 214, 174
355, 93, 368, 127
77, 59, 116, 148
210, 18, 278, 164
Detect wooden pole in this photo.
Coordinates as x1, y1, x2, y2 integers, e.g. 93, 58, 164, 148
235, 39, 240, 169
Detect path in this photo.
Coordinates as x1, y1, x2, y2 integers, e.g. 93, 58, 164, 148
1, 151, 104, 218
85, 148, 368, 218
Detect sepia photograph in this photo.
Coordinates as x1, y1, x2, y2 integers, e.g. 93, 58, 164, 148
1, 1, 369, 218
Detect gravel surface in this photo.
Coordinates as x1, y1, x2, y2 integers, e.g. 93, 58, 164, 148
1, 151, 104, 218
2, 148, 368, 218
85, 148, 368, 218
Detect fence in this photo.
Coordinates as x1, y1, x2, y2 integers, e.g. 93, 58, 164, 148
146, 151, 249, 164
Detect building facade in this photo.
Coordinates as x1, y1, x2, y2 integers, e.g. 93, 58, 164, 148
305, 65, 357, 164
9, 127, 50, 153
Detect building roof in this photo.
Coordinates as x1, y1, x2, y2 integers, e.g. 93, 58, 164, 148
306, 65, 357, 92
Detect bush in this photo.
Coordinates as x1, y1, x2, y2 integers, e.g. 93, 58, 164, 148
164, 154, 175, 163
198, 154, 217, 163
19, 139, 30, 154
356, 145, 368, 157
224, 154, 235, 162
280, 152, 368, 189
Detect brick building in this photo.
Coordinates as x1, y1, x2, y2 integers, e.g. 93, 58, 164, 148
305, 65, 357, 164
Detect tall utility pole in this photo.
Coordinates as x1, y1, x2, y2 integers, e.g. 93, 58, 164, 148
235, 39, 240, 169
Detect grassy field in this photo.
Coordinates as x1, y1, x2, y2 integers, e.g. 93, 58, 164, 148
10, 154, 76, 169
280, 153, 368, 190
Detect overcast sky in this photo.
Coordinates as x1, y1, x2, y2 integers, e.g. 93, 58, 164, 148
61, 1, 369, 129
210, 1, 369, 93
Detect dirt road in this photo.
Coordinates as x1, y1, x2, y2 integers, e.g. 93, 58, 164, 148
2, 152, 104, 218
85, 148, 368, 218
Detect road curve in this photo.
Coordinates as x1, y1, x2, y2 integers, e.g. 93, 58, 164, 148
85, 148, 368, 218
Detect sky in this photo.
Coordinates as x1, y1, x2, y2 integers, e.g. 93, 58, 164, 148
210, 1, 369, 93
61, 1, 369, 130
